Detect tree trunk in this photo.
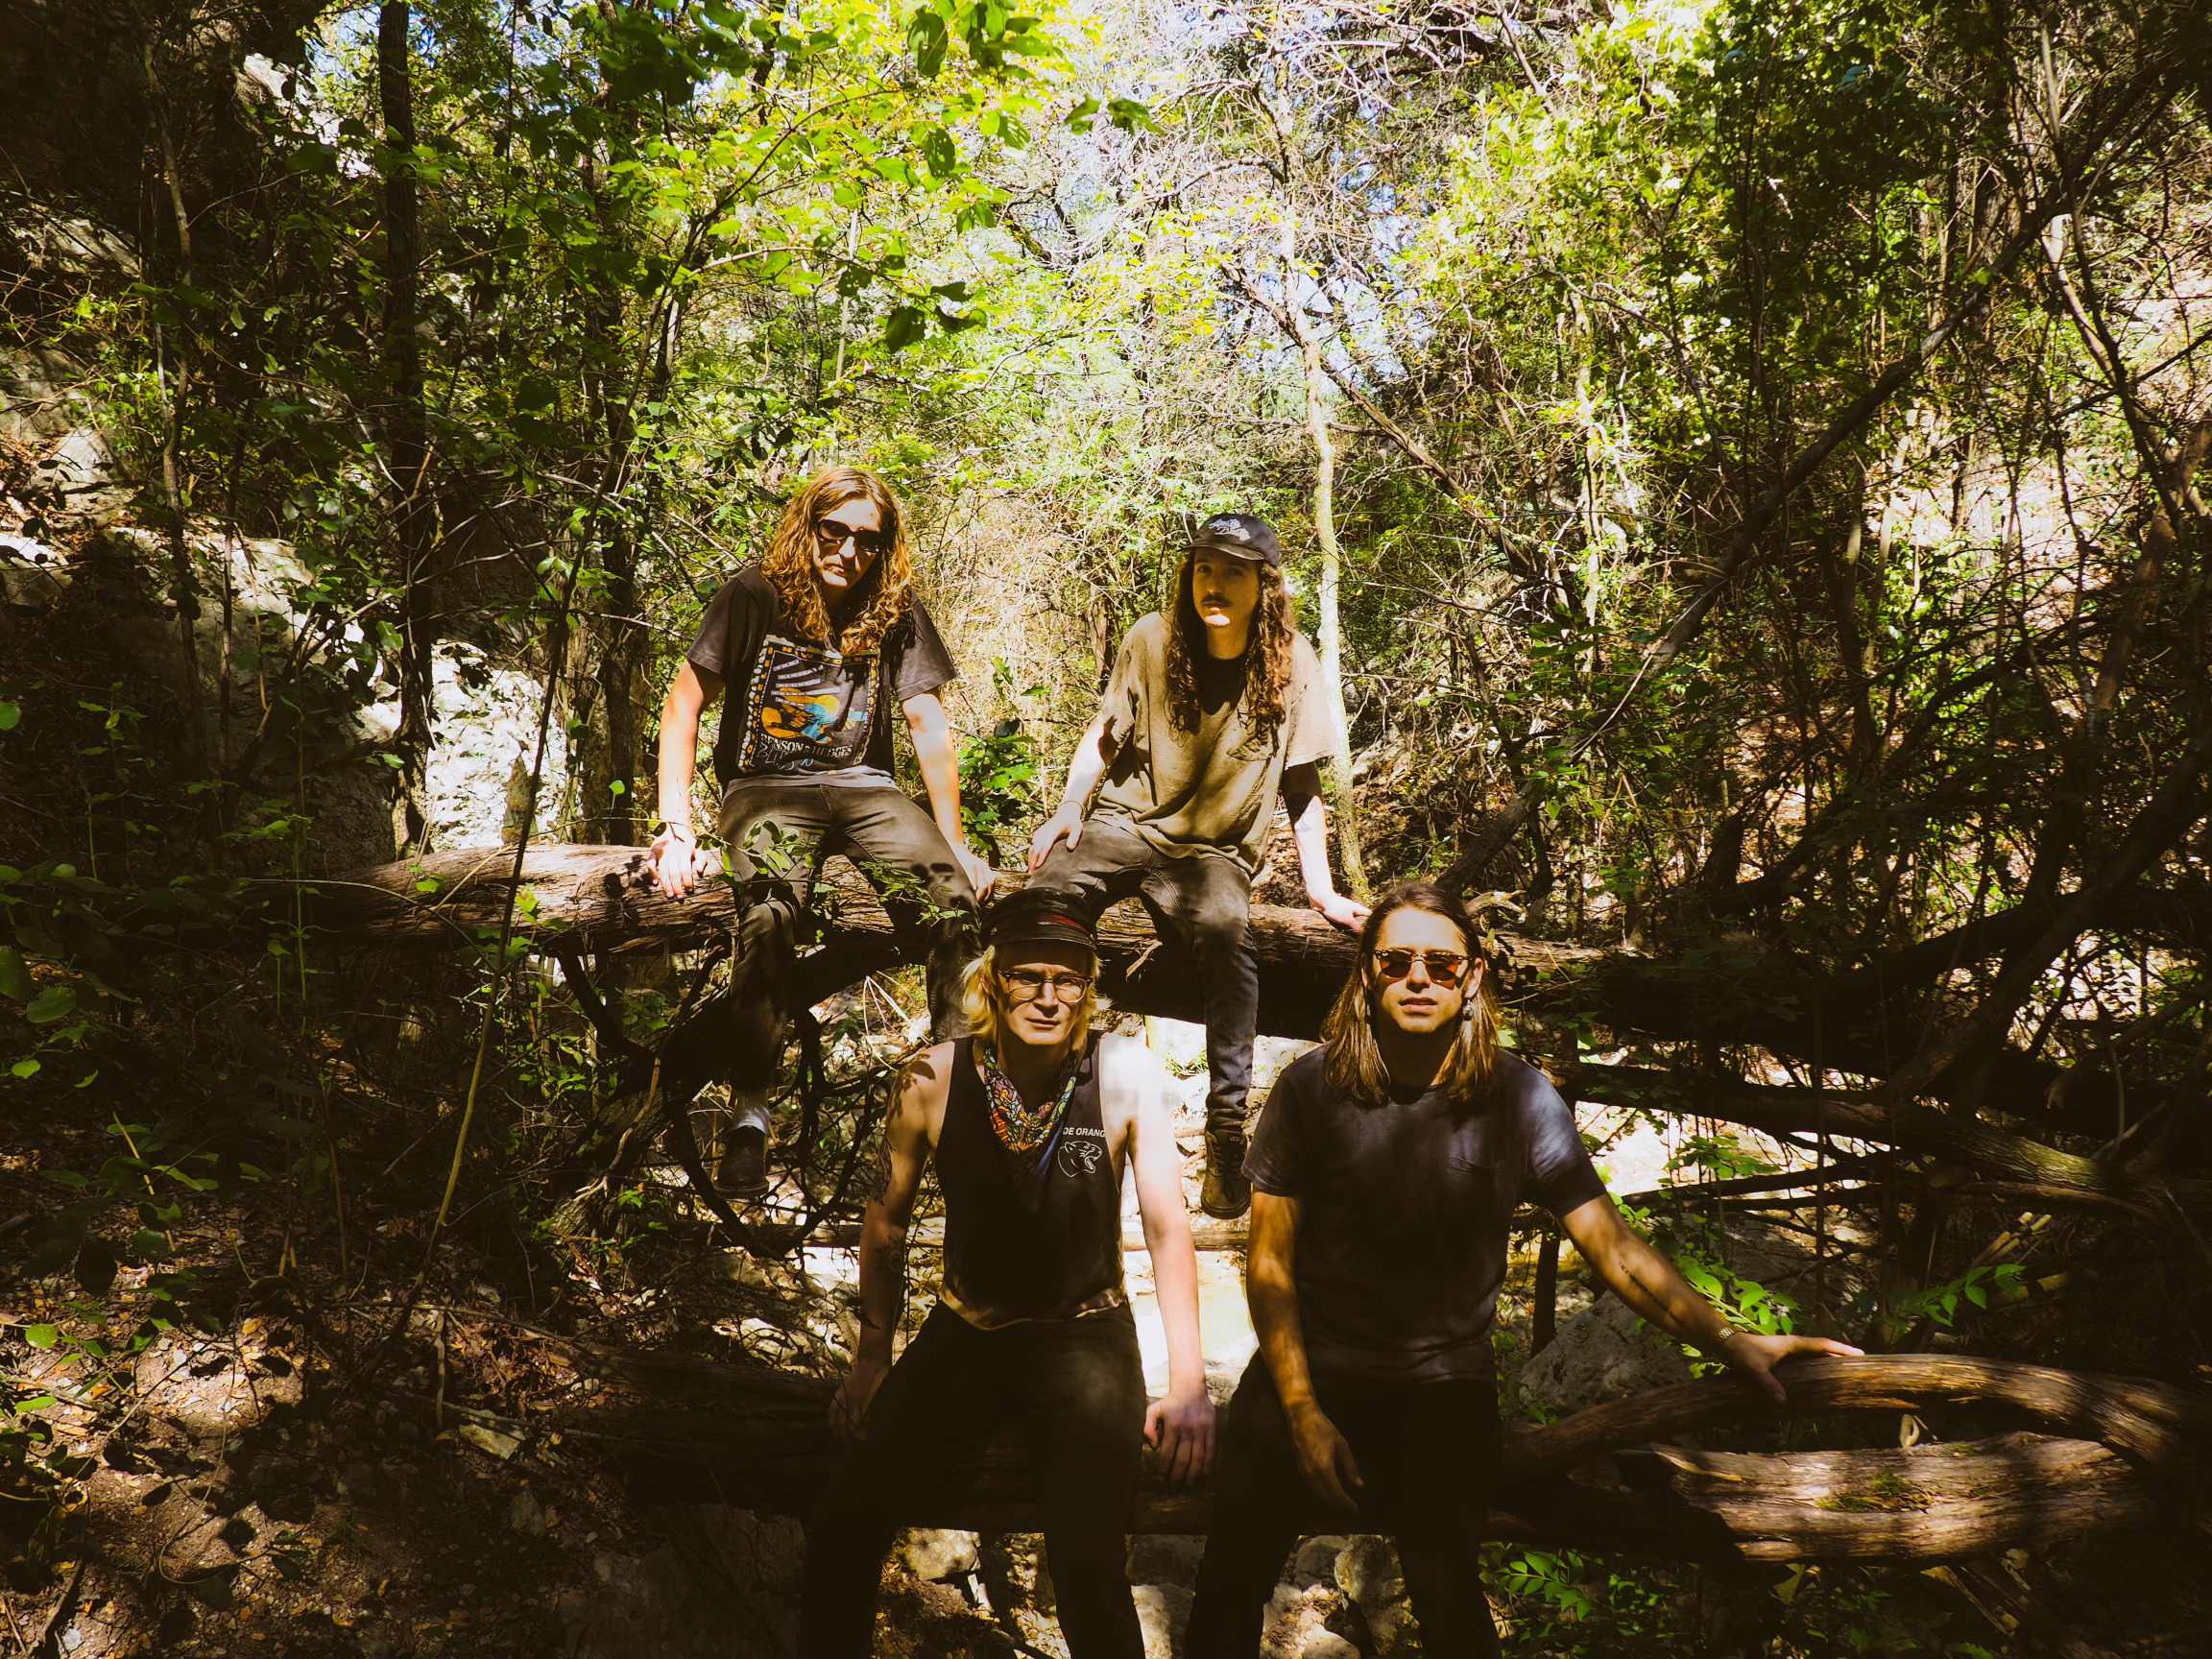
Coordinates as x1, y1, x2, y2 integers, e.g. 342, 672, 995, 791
1280, 207, 1370, 900
379, 1, 437, 853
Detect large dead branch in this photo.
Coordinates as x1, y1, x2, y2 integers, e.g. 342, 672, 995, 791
305, 842, 1598, 1040
574, 1352, 2198, 1560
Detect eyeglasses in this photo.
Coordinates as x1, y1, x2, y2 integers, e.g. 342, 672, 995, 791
814, 519, 890, 558
998, 968, 1094, 1003
1370, 948, 1474, 987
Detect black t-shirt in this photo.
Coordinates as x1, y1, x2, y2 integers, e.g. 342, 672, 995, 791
1245, 1048, 1607, 1385
685, 567, 956, 788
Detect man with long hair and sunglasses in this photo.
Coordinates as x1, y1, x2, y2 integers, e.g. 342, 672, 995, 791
1028, 513, 1368, 1222
799, 886, 1215, 1659
1185, 881, 1861, 1656
651, 465, 996, 1197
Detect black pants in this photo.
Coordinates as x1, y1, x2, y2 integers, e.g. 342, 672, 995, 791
716, 779, 976, 1105
800, 1303, 1148, 1659
1029, 818, 1259, 1142
1185, 1358, 1503, 1658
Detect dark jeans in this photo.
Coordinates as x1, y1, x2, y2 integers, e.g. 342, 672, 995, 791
800, 1303, 1148, 1659
1185, 1357, 1503, 1659
1030, 818, 1259, 1143
716, 779, 976, 1106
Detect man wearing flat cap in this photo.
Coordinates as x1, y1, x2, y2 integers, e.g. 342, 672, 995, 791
1028, 513, 1368, 1219
801, 886, 1214, 1659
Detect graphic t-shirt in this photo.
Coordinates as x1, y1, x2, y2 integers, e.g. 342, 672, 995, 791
1245, 1048, 1607, 1384
685, 567, 956, 787
1089, 612, 1334, 874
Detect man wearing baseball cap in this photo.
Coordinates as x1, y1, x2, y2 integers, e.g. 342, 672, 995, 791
1027, 513, 1369, 1219
800, 886, 1214, 1658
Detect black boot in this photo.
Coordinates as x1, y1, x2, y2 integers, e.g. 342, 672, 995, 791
713, 1124, 769, 1200
1200, 1129, 1251, 1220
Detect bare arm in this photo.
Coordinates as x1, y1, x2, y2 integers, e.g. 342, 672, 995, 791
1281, 762, 1368, 932
651, 661, 724, 899
1247, 1190, 1361, 1507
1559, 1195, 1862, 1406
831, 1047, 944, 1436
1027, 710, 1112, 869
902, 691, 996, 898
1125, 1041, 1214, 1482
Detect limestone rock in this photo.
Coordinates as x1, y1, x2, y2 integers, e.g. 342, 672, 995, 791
1515, 1294, 1694, 1414
1126, 1532, 1205, 1588
506, 1487, 547, 1537
1292, 1534, 1347, 1586
1299, 1634, 1360, 1659
1133, 1582, 1192, 1659
895, 1527, 979, 1582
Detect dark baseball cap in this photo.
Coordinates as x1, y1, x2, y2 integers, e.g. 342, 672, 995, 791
986, 886, 1097, 954
1188, 512, 1281, 568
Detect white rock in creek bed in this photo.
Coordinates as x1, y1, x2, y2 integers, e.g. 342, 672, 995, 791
1334, 1535, 1403, 1605
1134, 1582, 1192, 1659
1292, 1534, 1348, 1586
1298, 1634, 1359, 1659
895, 1527, 978, 1581
458, 1423, 519, 1459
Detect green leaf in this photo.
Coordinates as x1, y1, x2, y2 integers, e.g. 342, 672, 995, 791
11, 1059, 38, 1079
0, 701, 19, 731
883, 304, 927, 352
921, 126, 957, 180
23, 986, 76, 1023
23, 1324, 59, 1350
1066, 96, 1099, 133
906, 6, 948, 76
74, 1238, 118, 1296
0, 949, 31, 1002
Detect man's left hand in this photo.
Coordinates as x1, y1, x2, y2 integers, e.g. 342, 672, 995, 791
950, 842, 998, 901
1717, 1332, 1863, 1406
1310, 891, 1370, 933
1143, 1384, 1217, 1486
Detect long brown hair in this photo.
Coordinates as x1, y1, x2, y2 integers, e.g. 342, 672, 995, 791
757, 466, 914, 656
1321, 882, 1505, 1107
1161, 548, 1295, 744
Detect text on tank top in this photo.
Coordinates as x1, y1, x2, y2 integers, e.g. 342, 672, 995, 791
936, 1034, 1126, 1328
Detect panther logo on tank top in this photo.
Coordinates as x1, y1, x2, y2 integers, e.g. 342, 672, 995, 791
1057, 1124, 1107, 1180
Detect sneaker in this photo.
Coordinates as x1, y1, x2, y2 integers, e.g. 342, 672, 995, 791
712, 1124, 770, 1201
1199, 1134, 1252, 1220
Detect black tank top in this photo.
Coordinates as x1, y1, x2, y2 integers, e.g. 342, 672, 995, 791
936, 1034, 1126, 1327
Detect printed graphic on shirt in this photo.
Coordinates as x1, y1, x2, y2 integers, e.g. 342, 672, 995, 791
1056, 1134, 1106, 1181
737, 635, 877, 774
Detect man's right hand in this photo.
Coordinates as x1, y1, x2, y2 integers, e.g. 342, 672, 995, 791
1026, 806, 1085, 872
650, 827, 716, 899
1286, 1399, 1362, 1510
829, 1356, 891, 1441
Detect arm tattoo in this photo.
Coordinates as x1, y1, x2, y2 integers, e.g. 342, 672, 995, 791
866, 1132, 894, 1204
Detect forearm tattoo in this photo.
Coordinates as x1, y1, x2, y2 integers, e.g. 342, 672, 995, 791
866, 1133, 894, 1204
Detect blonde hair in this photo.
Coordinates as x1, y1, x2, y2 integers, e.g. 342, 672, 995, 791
1320, 882, 1505, 1107
757, 465, 915, 655
960, 945, 1097, 1051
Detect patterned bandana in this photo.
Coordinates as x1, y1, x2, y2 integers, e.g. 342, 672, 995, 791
976, 1040, 1081, 1178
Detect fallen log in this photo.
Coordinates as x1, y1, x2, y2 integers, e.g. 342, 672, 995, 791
303, 843, 1599, 1040
568, 1352, 2200, 1562
306, 846, 2200, 1221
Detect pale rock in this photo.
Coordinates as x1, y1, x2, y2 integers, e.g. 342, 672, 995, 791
1133, 1582, 1192, 1659
1516, 1295, 1694, 1414
1292, 1534, 1348, 1586
1334, 1535, 1403, 1606
1126, 1533, 1205, 1588
1298, 1635, 1359, 1659
0, 536, 69, 608
895, 1527, 979, 1581
507, 1486, 547, 1537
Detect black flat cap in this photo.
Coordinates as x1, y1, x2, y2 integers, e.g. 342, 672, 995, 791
987, 886, 1097, 953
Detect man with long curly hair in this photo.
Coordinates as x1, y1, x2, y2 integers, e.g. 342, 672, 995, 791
1028, 512, 1368, 1220
651, 465, 995, 1197
1185, 882, 1859, 1656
